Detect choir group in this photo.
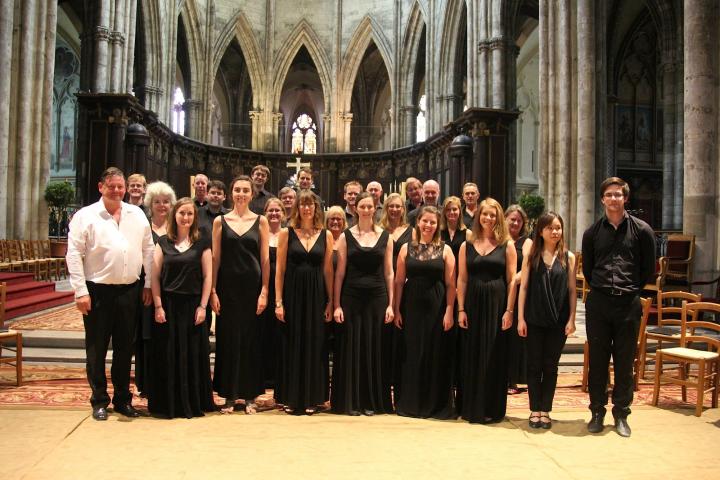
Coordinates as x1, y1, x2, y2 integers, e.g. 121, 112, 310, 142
67, 166, 652, 436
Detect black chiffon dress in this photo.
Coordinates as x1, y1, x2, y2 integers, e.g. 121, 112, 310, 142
457, 241, 509, 423
259, 244, 279, 388
387, 226, 412, 396
148, 236, 215, 418
332, 229, 393, 414
135, 230, 160, 395
275, 229, 329, 411
395, 242, 454, 419
507, 235, 528, 387
213, 216, 265, 402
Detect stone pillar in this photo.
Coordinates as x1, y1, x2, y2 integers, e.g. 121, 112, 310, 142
478, 41, 490, 107
400, 105, 419, 145
555, 0, 572, 229
183, 99, 203, 140
683, 0, 719, 279
109, 0, 126, 92
341, 112, 354, 152
249, 110, 262, 150
271, 112, 284, 151
661, 60, 681, 230
124, 0, 137, 92
0, 0, 13, 237
93, 3, 111, 92
575, 0, 596, 248
322, 113, 332, 152
490, 38, 506, 109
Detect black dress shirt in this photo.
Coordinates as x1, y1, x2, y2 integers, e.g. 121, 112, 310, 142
249, 188, 273, 215
462, 208, 475, 229
581, 213, 656, 295
198, 205, 229, 243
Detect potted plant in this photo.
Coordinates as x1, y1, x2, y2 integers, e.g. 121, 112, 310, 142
518, 192, 545, 235
44, 181, 75, 256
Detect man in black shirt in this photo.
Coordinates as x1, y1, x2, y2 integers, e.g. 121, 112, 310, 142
249, 165, 273, 214
581, 177, 655, 437
199, 180, 229, 241
193, 173, 209, 208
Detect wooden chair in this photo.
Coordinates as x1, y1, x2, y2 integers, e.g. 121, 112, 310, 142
663, 234, 696, 291
4, 240, 32, 273
637, 291, 702, 381
575, 252, 589, 303
0, 240, 12, 273
39, 239, 67, 280
652, 301, 720, 416
22, 240, 52, 281
581, 297, 652, 392
692, 273, 720, 304
644, 256, 670, 295
0, 282, 23, 386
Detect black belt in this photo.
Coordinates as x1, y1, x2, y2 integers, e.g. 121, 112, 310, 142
86, 280, 139, 291
593, 286, 637, 297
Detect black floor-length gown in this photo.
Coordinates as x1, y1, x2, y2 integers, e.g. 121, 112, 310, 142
275, 229, 329, 410
135, 230, 160, 395
387, 226, 412, 397
440, 227, 464, 388
395, 242, 454, 419
213, 216, 265, 402
148, 236, 215, 418
259, 244, 279, 388
507, 235, 528, 387
332, 229, 393, 414
457, 241, 509, 423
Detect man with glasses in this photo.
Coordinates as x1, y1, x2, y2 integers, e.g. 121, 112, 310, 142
249, 165, 273, 214
582, 177, 655, 437
461, 182, 479, 228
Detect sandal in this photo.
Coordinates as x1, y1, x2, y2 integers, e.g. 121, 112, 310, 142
244, 402, 258, 415
540, 414, 552, 430
283, 406, 295, 414
220, 401, 235, 415
529, 413, 542, 429
305, 407, 317, 415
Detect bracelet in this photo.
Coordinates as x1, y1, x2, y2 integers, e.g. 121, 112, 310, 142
199, 304, 207, 309
155, 305, 162, 310
458, 309, 465, 313
275, 301, 283, 308
506, 309, 513, 314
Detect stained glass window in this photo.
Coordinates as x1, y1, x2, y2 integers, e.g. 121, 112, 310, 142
172, 87, 185, 135
416, 94, 427, 142
291, 114, 317, 154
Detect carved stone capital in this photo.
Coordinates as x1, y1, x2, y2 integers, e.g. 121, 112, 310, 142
94, 26, 110, 42
110, 31, 126, 46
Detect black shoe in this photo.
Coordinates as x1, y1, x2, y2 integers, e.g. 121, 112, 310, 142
587, 413, 604, 433
347, 410, 361, 416
114, 404, 141, 418
529, 414, 542, 429
92, 407, 108, 421
614, 417, 631, 437
540, 415, 552, 430
362, 409, 375, 416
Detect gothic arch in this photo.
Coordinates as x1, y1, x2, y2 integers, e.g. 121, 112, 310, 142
179, 0, 204, 99
271, 20, 334, 114
136, 0, 163, 93
438, 0, 467, 101
212, 10, 266, 106
399, 1, 426, 106
339, 15, 395, 112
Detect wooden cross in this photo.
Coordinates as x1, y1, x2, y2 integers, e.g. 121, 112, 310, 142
286, 156, 311, 174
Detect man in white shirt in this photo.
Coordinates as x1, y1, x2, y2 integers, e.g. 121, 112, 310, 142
66, 167, 155, 421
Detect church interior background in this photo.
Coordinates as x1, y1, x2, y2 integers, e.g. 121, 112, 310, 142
0, 0, 718, 282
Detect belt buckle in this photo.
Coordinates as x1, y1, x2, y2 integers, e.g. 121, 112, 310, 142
611, 287, 622, 296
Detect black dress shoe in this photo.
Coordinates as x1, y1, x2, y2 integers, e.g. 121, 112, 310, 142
587, 413, 605, 433
114, 404, 141, 418
614, 417, 631, 437
362, 409, 375, 416
347, 410, 361, 416
92, 407, 108, 421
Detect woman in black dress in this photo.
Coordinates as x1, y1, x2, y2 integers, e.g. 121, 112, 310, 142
149, 197, 214, 418
275, 190, 334, 414
135, 181, 176, 397
518, 212, 576, 429
393, 206, 456, 418
211, 175, 270, 414
261, 198, 285, 390
505, 205, 533, 394
456, 197, 517, 424
332, 192, 394, 415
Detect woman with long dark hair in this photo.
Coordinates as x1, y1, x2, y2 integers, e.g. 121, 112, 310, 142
149, 197, 214, 418
274, 190, 334, 415
517, 212, 576, 429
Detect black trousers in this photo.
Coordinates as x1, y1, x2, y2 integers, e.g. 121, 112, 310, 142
526, 324, 567, 412
83, 281, 141, 408
585, 290, 641, 418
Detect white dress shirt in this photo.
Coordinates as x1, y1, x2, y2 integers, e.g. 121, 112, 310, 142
66, 200, 155, 298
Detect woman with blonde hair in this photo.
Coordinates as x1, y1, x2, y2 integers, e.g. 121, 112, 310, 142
325, 206, 347, 270
274, 190, 334, 414
380, 193, 412, 271
440, 196, 469, 275
456, 197, 517, 423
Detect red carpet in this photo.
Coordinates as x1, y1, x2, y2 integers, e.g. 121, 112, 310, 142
0, 366, 705, 413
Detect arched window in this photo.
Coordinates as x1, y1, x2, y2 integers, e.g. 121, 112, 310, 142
416, 94, 427, 142
171, 87, 185, 135
291, 113, 317, 154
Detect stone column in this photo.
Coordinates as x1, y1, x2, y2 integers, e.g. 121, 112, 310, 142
400, 105, 419, 144
0, 0, 13, 237
661, 59, 681, 230
109, 0, 126, 92
555, 0, 572, 228
490, 38, 506, 109
322, 113, 332, 152
683, 0, 719, 279
93, 2, 111, 92
271, 112, 284, 151
183, 99, 203, 140
478, 41, 490, 107
124, 0, 137, 92
248, 110, 262, 150
341, 112, 354, 152
576, 0, 596, 248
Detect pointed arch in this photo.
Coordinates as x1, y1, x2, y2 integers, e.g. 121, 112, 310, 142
271, 20, 334, 113
339, 15, 395, 112
179, 0, 204, 98
438, 0, 467, 100
399, 1, 427, 106
212, 10, 265, 106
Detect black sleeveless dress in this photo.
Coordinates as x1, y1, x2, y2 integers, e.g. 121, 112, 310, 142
332, 229, 392, 414
135, 230, 160, 395
386, 225, 412, 395
507, 236, 528, 386
259, 244, 279, 388
275, 229, 329, 410
148, 236, 215, 418
457, 241, 509, 423
392, 226, 413, 271
213, 216, 265, 401
395, 242, 455, 419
